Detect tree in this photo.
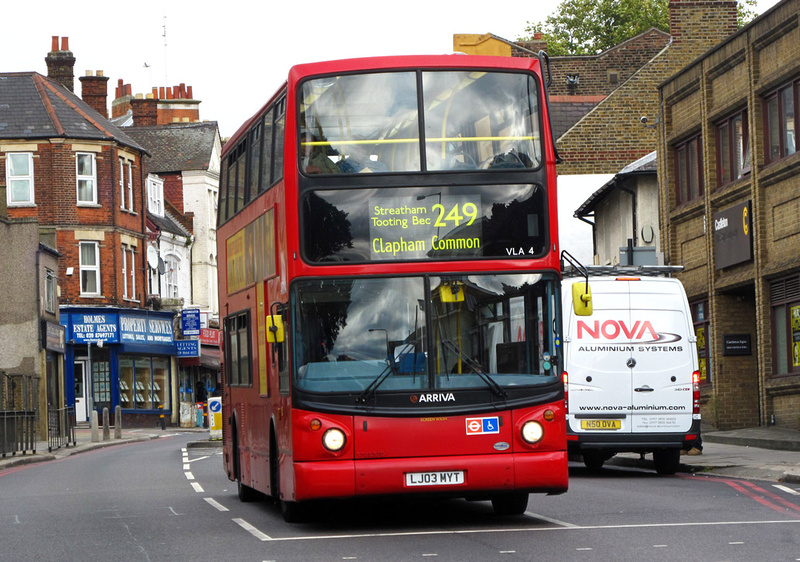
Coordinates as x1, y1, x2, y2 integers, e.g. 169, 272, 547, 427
521, 0, 758, 56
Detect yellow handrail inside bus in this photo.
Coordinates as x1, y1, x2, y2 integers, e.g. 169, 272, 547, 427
301, 136, 539, 148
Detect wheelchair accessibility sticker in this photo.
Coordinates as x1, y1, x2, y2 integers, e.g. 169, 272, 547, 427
465, 416, 500, 435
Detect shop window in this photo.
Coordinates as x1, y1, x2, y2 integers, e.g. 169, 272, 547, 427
119, 356, 134, 409
674, 134, 703, 205
76, 152, 97, 204
121, 355, 169, 410
716, 109, 750, 187
764, 81, 797, 164
6, 152, 35, 205
771, 276, 800, 375
691, 300, 711, 385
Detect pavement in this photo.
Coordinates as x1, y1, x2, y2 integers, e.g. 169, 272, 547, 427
2, 422, 799, 484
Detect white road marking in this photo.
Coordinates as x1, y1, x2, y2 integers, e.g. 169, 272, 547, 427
774, 484, 800, 496
525, 511, 578, 527
191, 482, 204, 493
183, 464, 190, 471
233, 518, 272, 541
184, 471, 195, 480
204, 498, 229, 512
244, 518, 800, 542
729, 542, 744, 545
186, 456, 210, 463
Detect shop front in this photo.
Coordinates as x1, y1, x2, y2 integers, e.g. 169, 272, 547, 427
60, 307, 178, 427
177, 327, 221, 428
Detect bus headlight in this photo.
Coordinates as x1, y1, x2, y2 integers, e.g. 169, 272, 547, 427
322, 428, 346, 451
521, 421, 544, 444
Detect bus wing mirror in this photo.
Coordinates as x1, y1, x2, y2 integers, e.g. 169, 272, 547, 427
572, 282, 593, 316
266, 315, 285, 343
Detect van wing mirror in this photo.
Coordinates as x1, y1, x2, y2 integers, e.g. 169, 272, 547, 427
572, 282, 593, 316
266, 314, 285, 343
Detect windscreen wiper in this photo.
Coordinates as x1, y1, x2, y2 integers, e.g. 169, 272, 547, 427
440, 339, 507, 399
356, 336, 422, 404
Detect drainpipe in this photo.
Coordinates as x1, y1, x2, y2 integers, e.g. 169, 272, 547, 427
619, 184, 638, 249
574, 212, 597, 263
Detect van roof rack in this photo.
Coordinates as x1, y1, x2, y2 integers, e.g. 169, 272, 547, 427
562, 265, 685, 277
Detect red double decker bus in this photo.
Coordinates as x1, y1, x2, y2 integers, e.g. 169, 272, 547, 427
217, 53, 567, 521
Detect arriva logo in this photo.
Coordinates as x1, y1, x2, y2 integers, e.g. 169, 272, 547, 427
577, 320, 681, 343
411, 393, 456, 403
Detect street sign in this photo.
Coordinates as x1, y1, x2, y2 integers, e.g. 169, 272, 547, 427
182, 308, 201, 336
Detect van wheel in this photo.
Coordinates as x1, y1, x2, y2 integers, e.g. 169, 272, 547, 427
653, 448, 681, 475
582, 451, 608, 471
491, 493, 529, 516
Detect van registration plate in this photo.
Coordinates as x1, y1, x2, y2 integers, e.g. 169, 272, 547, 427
405, 471, 465, 486
581, 419, 621, 430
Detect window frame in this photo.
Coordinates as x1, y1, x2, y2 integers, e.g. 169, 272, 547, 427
674, 134, 703, 206
165, 254, 179, 299
716, 109, 750, 188
225, 311, 252, 386
764, 80, 798, 164
147, 175, 164, 216
122, 245, 137, 301
45, 268, 57, 314
79, 241, 101, 296
76, 152, 97, 205
119, 158, 134, 212
770, 276, 800, 377
6, 152, 35, 205
691, 300, 711, 386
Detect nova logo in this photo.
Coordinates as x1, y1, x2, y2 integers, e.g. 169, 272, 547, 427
412, 393, 456, 403
577, 320, 681, 344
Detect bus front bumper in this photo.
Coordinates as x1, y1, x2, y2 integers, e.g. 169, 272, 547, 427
293, 451, 568, 501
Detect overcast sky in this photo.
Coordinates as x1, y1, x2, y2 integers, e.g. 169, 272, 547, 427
1, 0, 782, 264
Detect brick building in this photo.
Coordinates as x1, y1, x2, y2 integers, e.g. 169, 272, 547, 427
1, 37, 181, 428
658, 0, 800, 430
454, 30, 670, 139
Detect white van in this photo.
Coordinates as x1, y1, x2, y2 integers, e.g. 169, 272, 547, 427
562, 272, 701, 474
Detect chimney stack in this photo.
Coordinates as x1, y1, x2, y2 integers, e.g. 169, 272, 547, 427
131, 95, 158, 127
45, 36, 76, 92
79, 70, 110, 119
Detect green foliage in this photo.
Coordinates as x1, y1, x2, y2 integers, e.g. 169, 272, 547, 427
521, 0, 759, 56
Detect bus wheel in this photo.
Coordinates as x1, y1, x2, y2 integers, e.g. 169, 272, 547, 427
491, 493, 529, 516
582, 451, 608, 471
280, 498, 305, 523
653, 448, 681, 475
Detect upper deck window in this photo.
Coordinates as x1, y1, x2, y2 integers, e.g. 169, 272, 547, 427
299, 71, 542, 175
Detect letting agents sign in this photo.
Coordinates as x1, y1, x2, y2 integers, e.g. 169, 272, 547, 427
714, 200, 752, 269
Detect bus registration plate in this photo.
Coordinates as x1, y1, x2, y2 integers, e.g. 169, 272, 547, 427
581, 420, 621, 430
405, 470, 465, 487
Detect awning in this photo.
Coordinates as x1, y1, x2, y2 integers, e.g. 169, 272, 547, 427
180, 345, 220, 369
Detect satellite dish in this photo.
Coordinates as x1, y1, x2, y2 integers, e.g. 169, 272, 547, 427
147, 245, 159, 269
157, 257, 166, 274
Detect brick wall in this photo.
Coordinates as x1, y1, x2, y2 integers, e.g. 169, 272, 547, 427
558, 0, 738, 175
659, 0, 800, 430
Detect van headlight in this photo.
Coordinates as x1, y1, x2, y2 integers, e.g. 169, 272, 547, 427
322, 428, 346, 451
521, 421, 544, 444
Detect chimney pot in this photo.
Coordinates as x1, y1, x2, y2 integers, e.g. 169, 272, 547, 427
85, 70, 93, 77
187, 85, 193, 99
61, 37, 69, 51
51, 36, 59, 52
97, 70, 104, 77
